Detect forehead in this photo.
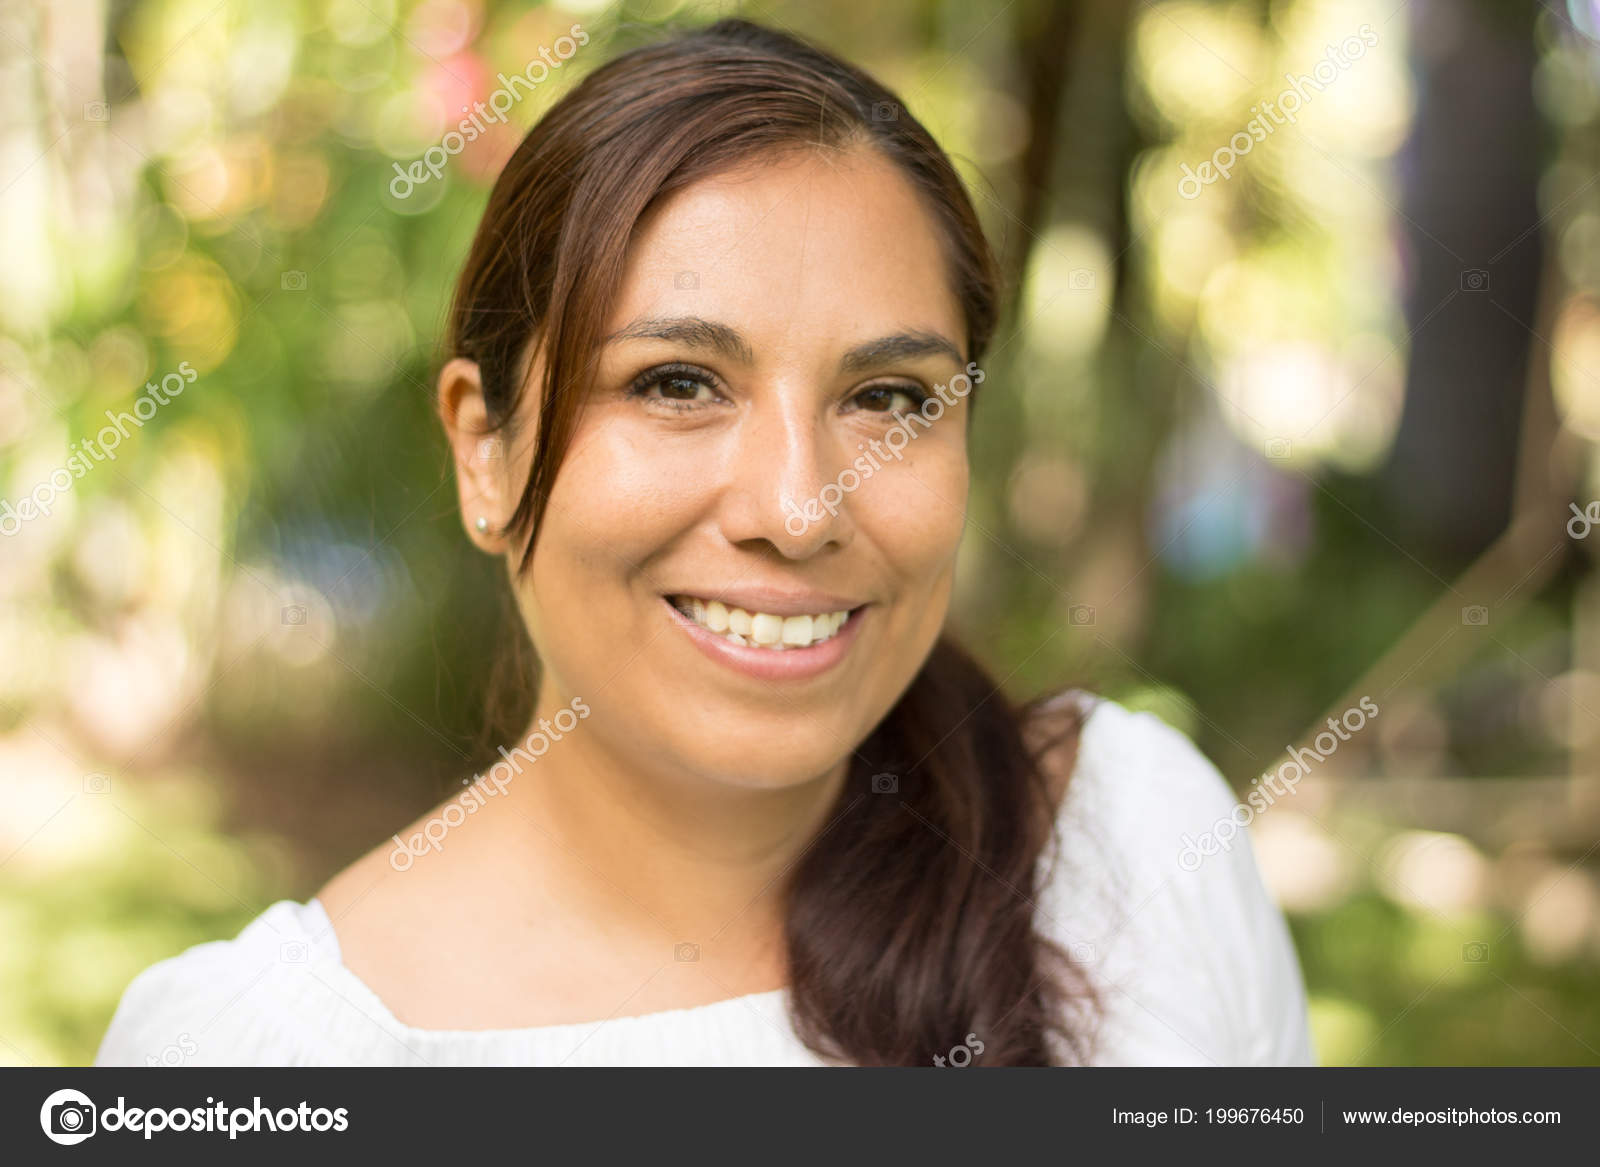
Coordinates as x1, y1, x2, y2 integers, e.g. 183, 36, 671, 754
611, 145, 967, 358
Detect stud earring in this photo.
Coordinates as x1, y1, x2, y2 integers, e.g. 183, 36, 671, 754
474, 516, 489, 532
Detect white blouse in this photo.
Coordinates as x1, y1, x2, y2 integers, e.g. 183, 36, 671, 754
94, 695, 1315, 1066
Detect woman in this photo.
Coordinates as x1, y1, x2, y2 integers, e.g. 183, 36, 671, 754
96, 18, 1312, 1067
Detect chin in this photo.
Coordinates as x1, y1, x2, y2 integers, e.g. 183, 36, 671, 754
657, 713, 871, 793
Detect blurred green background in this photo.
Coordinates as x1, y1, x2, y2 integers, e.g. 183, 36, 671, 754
3, 0, 1599, 1066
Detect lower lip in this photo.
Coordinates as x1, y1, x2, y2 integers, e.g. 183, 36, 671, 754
662, 597, 868, 682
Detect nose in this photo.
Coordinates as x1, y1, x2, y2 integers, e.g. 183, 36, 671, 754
715, 390, 853, 559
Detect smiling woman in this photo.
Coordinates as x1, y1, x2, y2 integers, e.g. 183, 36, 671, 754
94, 17, 1312, 1068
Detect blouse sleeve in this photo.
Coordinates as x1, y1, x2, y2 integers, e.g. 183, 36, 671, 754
93, 901, 341, 1067
1041, 696, 1317, 1066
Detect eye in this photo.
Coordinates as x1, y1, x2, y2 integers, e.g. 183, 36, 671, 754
626, 363, 723, 411
847, 382, 930, 414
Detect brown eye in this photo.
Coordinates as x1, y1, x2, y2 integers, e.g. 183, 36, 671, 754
659, 376, 704, 400
626, 363, 724, 411
851, 383, 928, 414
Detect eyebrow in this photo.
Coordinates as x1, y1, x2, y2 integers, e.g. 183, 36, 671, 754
605, 315, 965, 373
838, 330, 964, 373
605, 317, 755, 364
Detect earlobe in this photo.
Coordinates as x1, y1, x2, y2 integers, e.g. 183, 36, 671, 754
438, 358, 507, 553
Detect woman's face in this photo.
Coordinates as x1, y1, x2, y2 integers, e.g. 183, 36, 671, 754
509, 144, 972, 791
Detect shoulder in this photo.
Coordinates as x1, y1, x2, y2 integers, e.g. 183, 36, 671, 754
94, 900, 348, 1067
1061, 695, 1256, 844
1032, 690, 1269, 868
1029, 691, 1316, 1066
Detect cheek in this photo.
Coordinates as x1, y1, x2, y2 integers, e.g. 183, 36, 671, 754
545, 422, 708, 562
853, 439, 968, 584
519, 426, 706, 645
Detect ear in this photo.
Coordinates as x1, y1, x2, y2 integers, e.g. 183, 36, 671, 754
438, 357, 511, 554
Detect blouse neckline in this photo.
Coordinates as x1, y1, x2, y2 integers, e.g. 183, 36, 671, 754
301, 896, 793, 1042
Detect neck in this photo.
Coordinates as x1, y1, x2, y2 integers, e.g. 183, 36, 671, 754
478, 687, 851, 973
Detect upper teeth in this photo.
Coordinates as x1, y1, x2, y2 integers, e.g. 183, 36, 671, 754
674, 596, 852, 649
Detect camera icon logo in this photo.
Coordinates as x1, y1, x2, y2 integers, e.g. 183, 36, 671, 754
281, 270, 308, 291
1068, 268, 1096, 291
282, 604, 307, 626
1462, 941, 1489, 963
1264, 437, 1292, 460
40, 1088, 97, 1145
83, 773, 111, 795
1461, 605, 1489, 627
1459, 269, 1489, 292
871, 772, 898, 794
673, 271, 699, 290
871, 101, 899, 122
1068, 604, 1096, 626
280, 940, 309, 963
476, 436, 503, 462
83, 102, 109, 122
674, 942, 700, 962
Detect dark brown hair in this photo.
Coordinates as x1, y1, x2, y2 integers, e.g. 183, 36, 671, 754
447, 17, 1092, 1066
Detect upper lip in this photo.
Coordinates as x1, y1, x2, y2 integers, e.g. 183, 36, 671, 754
664, 585, 868, 617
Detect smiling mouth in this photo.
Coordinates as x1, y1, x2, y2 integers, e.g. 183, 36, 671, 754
667, 594, 858, 650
